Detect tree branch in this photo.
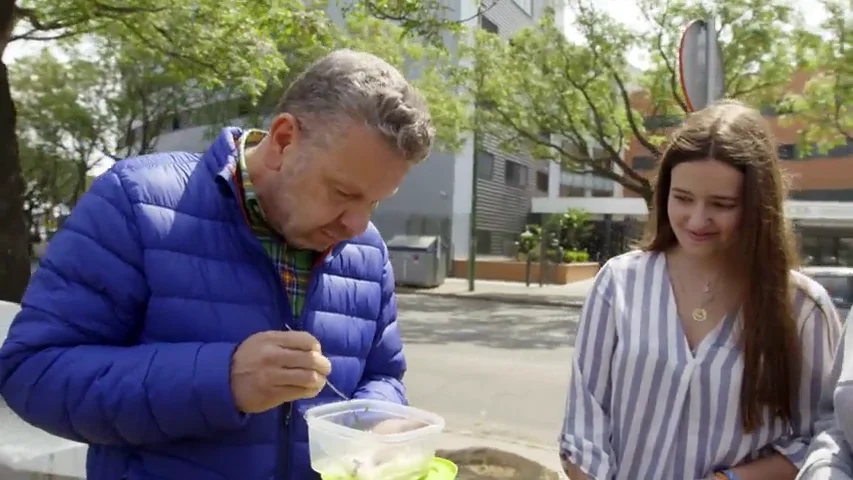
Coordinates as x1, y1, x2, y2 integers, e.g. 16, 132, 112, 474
638, 0, 689, 113
10, 3, 168, 42
610, 69, 661, 158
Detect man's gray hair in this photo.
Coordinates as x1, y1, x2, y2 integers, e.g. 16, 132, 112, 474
276, 49, 435, 164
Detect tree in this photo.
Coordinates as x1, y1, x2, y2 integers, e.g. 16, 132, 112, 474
781, 0, 852, 150
17, 141, 77, 256
0, 0, 428, 302
0, 1, 329, 301
12, 49, 111, 207
335, 5, 469, 151
100, 38, 197, 157
355, 0, 501, 48
464, 0, 815, 204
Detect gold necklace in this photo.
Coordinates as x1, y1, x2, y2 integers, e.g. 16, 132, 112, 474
691, 279, 717, 322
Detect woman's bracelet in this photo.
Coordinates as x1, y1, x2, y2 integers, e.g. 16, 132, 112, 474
715, 470, 738, 480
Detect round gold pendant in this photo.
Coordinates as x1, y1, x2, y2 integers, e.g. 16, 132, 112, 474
692, 308, 708, 322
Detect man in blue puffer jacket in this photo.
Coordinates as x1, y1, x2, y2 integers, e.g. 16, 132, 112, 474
0, 49, 435, 480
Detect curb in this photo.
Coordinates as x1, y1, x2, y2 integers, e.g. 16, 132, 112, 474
395, 288, 585, 308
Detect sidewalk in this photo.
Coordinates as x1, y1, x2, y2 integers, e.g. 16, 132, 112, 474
397, 277, 592, 307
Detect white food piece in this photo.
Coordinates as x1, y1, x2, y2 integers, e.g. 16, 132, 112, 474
315, 447, 432, 480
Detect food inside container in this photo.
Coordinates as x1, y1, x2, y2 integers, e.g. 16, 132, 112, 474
306, 400, 447, 480
315, 448, 432, 480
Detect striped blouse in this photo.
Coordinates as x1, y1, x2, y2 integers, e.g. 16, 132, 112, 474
559, 250, 842, 480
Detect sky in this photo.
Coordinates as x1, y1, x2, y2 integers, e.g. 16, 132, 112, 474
561, 0, 828, 69
5, 0, 829, 64
3, 0, 831, 175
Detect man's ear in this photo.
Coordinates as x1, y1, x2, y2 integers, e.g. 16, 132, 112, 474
268, 113, 301, 155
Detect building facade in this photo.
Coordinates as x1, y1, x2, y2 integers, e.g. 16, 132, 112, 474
122, 0, 558, 261
373, 0, 556, 259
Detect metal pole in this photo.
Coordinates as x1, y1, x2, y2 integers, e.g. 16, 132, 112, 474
468, 131, 478, 292
468, 54, 483, 293
705, 15, 717, 104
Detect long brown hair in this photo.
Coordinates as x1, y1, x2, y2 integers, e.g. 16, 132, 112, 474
640, 99, 800, 432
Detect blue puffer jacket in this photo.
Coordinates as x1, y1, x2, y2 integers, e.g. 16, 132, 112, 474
0, 128, 407, 480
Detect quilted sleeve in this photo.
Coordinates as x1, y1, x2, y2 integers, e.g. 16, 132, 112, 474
352, 247, 407, 404
0, 167, 248, 446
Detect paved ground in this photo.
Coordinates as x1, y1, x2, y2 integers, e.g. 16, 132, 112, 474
397, 277, 593, 307
397, 293, 580, 447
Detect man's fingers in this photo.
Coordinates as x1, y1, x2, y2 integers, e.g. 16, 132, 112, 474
267, 367, 327, 391
262, 348, 331, 374
262, 330, 322, 352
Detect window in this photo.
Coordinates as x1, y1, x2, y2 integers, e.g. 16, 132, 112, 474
826, 139, 853, 158
643, 115, 682, 129
480, 16, 498, 34
592, 188, 613, 198
560, 185, 586, 197
760, 106, 779, 116
536, 171, 549, 192
811, 275, 853, 308
783, 139, 853, 159
475, 230, 492, 254
790, 189, 853, 202
777, 144, 796, 160
632, 155, 656, 170
512, 0, 533, 15
504, 160, 528, 188
476, 150, 494, 180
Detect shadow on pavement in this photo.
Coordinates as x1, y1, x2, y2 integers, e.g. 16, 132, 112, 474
397, 295, 580, 350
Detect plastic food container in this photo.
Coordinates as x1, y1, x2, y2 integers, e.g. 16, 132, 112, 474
306, 399, 446, 480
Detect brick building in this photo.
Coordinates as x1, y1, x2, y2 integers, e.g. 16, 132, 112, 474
627, 72, 853, 200
532, 72, 853, 265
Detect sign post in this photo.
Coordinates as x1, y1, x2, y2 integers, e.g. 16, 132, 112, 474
678, 17, 725, 111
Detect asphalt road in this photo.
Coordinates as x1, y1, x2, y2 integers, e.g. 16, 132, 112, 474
396, 294, 581, 447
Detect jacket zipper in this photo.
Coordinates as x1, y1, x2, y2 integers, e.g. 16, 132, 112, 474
272, 261, 323, 480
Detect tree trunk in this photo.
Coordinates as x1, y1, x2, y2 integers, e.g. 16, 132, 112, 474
0, 60, 32, 302
639, 184, 654, 211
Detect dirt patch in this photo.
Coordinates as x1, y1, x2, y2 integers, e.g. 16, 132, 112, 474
437, 447, 561, 480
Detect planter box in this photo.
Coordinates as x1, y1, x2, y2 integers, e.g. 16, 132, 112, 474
449, 259, 598, 285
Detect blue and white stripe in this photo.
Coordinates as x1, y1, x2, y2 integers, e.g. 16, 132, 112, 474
560, 250, 842, 480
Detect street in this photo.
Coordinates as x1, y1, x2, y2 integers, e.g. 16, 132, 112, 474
397, 294, 580, 448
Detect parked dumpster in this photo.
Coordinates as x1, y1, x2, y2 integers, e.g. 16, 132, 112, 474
387, 235, 446, 288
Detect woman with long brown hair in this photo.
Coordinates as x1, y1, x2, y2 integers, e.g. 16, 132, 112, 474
558, 99, 842, 480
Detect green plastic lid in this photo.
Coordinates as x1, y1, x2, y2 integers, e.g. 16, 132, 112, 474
319, 457, 458, 480
425, 457, 458, 479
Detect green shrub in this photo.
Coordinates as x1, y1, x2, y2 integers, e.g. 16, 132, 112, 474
562, 249, 590, 263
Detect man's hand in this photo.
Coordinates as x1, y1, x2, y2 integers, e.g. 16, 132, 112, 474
230, 331, 332, 413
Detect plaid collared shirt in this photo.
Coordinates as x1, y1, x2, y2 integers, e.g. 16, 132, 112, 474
234, 130, 316, 319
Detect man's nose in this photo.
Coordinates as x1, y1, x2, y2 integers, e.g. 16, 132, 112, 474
338, 210, 370, 238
